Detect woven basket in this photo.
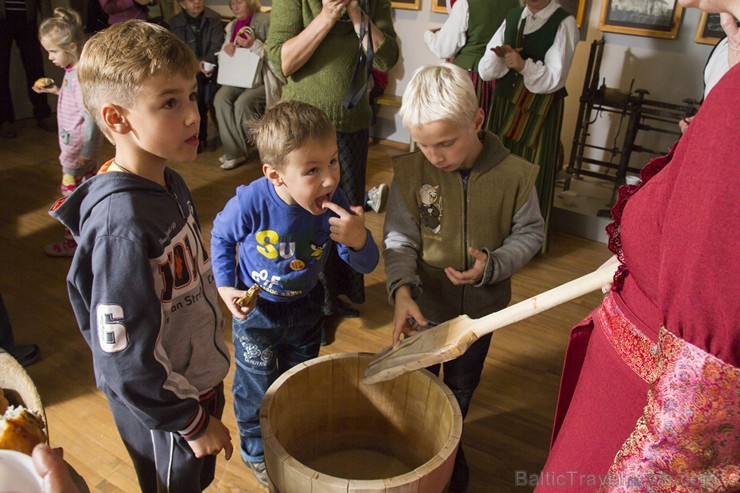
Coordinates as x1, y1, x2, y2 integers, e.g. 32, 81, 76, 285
0, 350, 47, 437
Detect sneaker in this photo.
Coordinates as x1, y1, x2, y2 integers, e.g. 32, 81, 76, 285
242, 458, 269, 487
218, 154, 229, 164
0, 121, 18, 139
366, 183, 389, 213
220, 157, 245, 170
44, 240, 76, 257
320, 321, 334, 346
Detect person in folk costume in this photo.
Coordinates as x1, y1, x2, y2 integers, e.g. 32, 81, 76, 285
479, 0, 578, 254
424, 0, 519, 128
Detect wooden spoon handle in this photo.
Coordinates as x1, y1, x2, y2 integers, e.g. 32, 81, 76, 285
468, 264, 617, 338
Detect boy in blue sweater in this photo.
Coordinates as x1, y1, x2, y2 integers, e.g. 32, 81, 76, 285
210, 100, 379, 486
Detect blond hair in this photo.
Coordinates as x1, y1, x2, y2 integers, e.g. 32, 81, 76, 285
399, 63, 479, 129
246, 100, 335, 169
38, 8, 86, 64
77, 20, 198, 141
230, 0, 262, 14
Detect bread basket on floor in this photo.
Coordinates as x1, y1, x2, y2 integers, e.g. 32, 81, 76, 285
0, 349, 47, 433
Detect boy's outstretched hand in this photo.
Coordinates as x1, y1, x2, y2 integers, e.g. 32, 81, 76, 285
444, 246, 488, 285
323, 202, 367, 250
187, 416, 233, 460
392, 285, 428, 345
217, 286, 256, 320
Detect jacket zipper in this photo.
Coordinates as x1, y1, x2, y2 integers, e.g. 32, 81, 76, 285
461, 173, 470, 314
171, 187, 230, 365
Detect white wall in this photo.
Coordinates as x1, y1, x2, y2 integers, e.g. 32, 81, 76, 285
378, 0, 715, 165
569, 3, 713, 170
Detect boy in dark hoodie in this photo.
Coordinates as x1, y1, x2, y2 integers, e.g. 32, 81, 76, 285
49, 20, 232, 493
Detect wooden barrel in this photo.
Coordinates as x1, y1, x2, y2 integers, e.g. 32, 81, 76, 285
260, 352, 462, 492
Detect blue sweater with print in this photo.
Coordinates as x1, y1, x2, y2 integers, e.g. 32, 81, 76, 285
211, 177, 379, 301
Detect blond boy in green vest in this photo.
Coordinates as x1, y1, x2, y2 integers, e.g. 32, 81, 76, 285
383, 62, 544, 491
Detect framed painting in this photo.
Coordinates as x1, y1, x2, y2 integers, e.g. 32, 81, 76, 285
560, 0, 587, 28
695, 12, 724, 44
599, 0, 683, 39
431, 0, 447, 14
391, 0, 421, 10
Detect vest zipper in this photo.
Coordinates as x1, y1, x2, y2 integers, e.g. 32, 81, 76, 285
171, 187, 230, 366
461, 173, 470, 314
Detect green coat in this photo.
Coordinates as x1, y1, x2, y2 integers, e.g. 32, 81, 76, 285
267, 0, 399, 132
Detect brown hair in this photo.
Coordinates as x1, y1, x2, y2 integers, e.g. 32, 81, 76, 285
246, 100, 336, 169
77, 20, 198, 141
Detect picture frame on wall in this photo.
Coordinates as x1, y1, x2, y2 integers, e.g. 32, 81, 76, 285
431, 0, 447, 14
560, 0, 587, 28
695, 12, 724, 44
391, 0, 421, 11
599, 0, 683, 39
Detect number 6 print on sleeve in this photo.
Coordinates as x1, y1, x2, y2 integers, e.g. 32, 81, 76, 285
96, 304, 129, 352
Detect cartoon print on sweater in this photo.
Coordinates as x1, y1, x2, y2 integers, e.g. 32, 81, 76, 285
419, 184, 442, 234
250, 229, 330, 296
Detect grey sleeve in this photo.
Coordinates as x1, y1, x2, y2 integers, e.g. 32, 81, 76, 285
382, 183, 422, 305
478, 188, 544, 285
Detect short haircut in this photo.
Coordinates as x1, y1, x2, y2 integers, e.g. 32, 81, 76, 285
230, 0, 262, 14
399, 63, 479, 129
246, 100, 336, 169
77, 20, 198, 141
38, 8, 86, 63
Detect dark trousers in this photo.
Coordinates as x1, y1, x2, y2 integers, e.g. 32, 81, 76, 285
317, 128, 369, 314
0, 292, 15, 351
196, 72, 217, 143
428, 332, 493, 484
106, 384, 225, 493
427, 333, 493, 418
0, 11, 51, 123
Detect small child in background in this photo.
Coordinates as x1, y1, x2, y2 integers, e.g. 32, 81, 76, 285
168, 0, 225, 152
383, 63, 544, 491
35, 7, 102, 257
210, 100, 379, 486
49, 21, 232, 492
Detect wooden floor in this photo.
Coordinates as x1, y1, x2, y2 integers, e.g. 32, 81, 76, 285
0, 118, 611, 492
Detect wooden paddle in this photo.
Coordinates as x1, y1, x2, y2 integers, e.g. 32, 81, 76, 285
362, 264, 617, 385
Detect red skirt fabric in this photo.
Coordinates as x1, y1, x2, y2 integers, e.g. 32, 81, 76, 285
535, 293, 654, 491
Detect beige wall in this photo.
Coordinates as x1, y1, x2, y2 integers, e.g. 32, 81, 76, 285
374, 0, 715, 166
12, 0, 718, 168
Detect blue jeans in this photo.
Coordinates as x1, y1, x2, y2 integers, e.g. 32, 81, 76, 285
231, 295, 323, 462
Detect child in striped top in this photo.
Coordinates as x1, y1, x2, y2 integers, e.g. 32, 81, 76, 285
35, 7, 103, 257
